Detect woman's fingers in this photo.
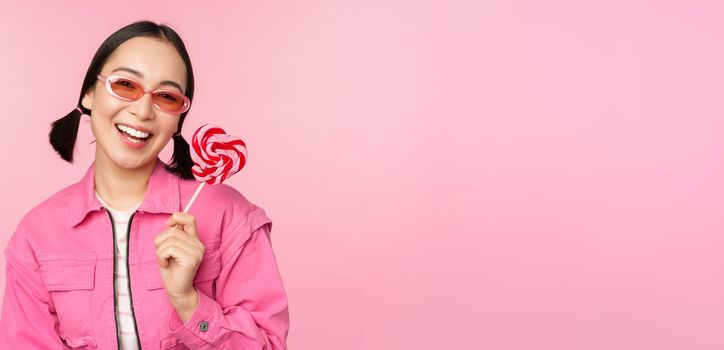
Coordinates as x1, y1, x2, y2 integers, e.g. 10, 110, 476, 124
156, 236, 203, 268
154, 226, 199, 250
157, 240, 193, 267
166, 212, 198, 237
154, 226, 179, 248
155, 212, 204, 268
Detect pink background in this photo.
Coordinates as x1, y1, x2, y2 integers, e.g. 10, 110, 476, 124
1, 1, 723, 349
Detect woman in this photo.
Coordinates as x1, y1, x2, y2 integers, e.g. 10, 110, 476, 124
0, 21, 289, 349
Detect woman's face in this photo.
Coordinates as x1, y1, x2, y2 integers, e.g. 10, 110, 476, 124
81, 36, 188, 171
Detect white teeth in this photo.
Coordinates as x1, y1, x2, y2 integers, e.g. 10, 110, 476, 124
116, 124, 150, 139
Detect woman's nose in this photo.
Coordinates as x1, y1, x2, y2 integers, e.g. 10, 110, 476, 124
129, 92, 155, 119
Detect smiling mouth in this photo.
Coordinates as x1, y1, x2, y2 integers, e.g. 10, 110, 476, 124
115, 123, 153, 143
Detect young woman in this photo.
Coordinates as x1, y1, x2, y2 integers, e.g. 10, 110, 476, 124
0, 21, 289, 349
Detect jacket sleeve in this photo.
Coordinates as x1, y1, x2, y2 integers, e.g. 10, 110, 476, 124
1, 232, 68, 349
167, 207, 290, 349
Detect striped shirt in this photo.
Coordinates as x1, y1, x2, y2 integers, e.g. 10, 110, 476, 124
96, 192, 142, 350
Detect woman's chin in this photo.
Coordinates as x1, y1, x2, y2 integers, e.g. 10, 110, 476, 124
110, 154, 156, 170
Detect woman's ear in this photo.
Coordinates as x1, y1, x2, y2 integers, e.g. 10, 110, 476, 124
81, 87, 94, 110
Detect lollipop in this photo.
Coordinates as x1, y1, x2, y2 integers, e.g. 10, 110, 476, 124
182, 124, 248, 212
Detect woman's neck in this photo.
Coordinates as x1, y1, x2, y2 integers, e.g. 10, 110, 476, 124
94, 155, 156, 211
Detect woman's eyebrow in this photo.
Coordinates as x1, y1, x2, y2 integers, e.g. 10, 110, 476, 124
111, 66, 184, 92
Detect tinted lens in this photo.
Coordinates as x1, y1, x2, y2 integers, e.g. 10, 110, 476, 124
152, 91, 186, 113
109, 78, 143, 99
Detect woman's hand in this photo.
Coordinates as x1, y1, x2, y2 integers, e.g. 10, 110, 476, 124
154, 212, 205, 321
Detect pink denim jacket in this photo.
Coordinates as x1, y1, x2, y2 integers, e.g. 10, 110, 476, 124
0, 159, 289, 349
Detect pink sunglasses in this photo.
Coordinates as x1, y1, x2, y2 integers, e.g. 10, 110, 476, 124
96, 74, 190, 114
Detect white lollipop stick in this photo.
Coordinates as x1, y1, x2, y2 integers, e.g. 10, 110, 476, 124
182, 182, 206, 213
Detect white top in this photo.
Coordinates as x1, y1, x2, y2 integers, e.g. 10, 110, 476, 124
95, 192, 142, 350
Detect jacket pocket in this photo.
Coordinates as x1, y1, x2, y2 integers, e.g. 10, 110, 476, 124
60, 334, 98, 349
146, 248, 222, 290
36, 253, 97, 346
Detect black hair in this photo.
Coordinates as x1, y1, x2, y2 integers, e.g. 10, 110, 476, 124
49, 20, 195, 179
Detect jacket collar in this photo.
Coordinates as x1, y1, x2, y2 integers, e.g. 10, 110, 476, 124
70, 158, 181, 227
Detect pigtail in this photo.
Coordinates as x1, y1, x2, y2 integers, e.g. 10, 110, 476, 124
49, 107, 85, 162
164, 133, 195, 180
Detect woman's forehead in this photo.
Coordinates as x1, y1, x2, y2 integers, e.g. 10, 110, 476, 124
103, 37, 187, 91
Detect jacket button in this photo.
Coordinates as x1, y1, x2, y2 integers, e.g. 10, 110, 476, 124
199, 320, 209, 332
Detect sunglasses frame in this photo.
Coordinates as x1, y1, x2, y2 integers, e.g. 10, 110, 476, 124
96, 74, 190, 114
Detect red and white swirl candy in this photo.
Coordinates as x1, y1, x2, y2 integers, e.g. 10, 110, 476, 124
190, 124, 247, 185
181, 124, 248, 213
